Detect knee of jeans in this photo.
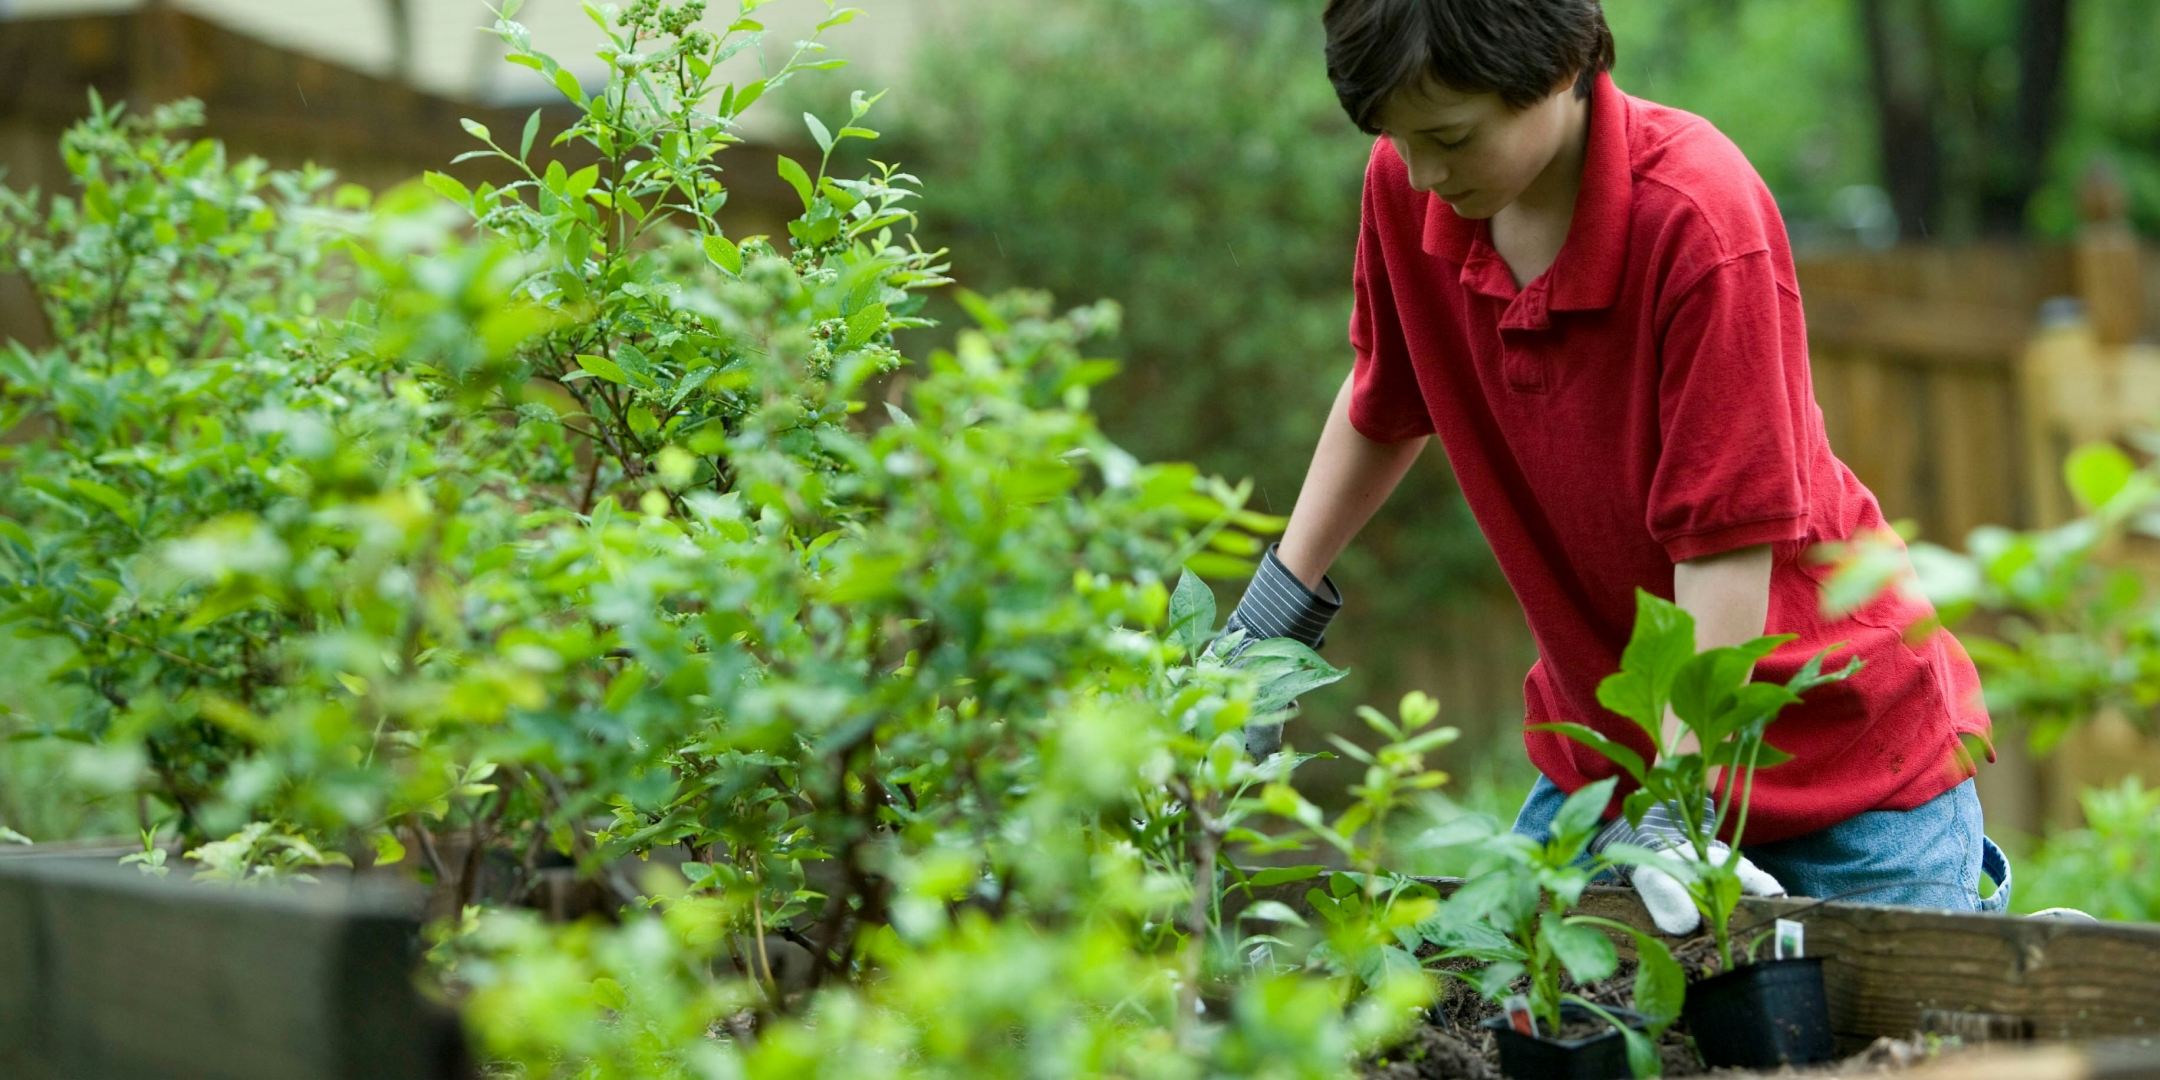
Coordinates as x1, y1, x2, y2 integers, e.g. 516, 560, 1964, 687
1978, 835, 2012, 913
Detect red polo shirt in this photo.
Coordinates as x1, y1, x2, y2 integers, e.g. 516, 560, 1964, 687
1348, 73, 1992, 843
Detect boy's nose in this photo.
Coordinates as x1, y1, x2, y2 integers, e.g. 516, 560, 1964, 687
1406, 151, 1449, 193
1389, 138, 1448, 194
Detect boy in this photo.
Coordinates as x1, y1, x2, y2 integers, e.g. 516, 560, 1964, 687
1222, 0, 2009, 931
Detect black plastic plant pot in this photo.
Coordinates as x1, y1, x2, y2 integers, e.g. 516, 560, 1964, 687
1481, 1002, 1648, 1080
1681, 957, 1836, 1069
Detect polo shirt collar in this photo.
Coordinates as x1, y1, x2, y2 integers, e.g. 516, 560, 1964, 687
1419, 71, 1633, 312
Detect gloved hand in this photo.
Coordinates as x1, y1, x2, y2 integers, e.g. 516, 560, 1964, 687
1212, 543, 1341, 760
1592, 798, 1787, 935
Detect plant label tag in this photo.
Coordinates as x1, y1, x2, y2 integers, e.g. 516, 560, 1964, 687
1504, 994, 1537, 1037
1775, 918, 1805, 960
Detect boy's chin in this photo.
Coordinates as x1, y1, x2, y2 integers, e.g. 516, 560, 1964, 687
1437, 191, 1503, 219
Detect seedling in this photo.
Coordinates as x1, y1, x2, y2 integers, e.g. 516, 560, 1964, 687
1540, 590, 1859, 971
1419, 777, 1686, 1077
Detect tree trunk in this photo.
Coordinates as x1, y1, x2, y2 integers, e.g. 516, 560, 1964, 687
1859, 0, 1944, 241
2010, 0, 2073, 221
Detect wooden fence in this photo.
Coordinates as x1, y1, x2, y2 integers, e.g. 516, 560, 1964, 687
1801, 242, 2160, 544
1797, 236, 2160, 838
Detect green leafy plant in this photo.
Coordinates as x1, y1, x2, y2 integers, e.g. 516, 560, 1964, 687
1416, 777, 1685, 1077
1541, 591, 1858, 971
1820, 440, 2160, 755
1239, 691, 1455, 997
2015, 776, 2160, 921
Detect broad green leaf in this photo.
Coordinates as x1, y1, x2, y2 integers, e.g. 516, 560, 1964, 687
519, 108, 542, 160
82, 180, 116, 224
1631, 934, 1686, 1027
1786, 649, 1864, 696
1705, 737, 1795, 770
460, 117, 491, 143
1528, 722, 1646, 782
1544, 914, 1617, 982
1568, 998, 1662, 1079
1700, 681, 1803, 747
553, 68, 584, 103
1238, 900, 1307, 927
68, 479, 136, 527
1622, 1024, 1662, 1078
803, 112, 834, 153
423, 170, 472, 207
1419, 916, 1518, 961
1597, 590, 1697, 742
1669, 636, 1790, 729
701, 234, 742, 274
575, 354, 629, 385
843, 302, 887, 349
1238, 639, 1347, 715
1245, 864, 1323, 888
776, 155, 814, 210
731, 78, 766, 115
1474, 960, 1526, 998
565, 164, 600, 201
1446, 869, 1517, 923
1168, 569, 1216, 654
372, 831, 406, 867
2066, 441, 2136, 511
1548, 776, 1617, 848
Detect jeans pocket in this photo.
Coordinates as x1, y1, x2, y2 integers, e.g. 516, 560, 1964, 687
1977, 835, 2012, 913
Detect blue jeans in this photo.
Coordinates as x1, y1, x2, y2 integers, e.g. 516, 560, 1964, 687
1510, 776, 2011, 913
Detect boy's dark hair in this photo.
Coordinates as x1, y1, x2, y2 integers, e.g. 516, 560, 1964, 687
1322, 0, 1615, 134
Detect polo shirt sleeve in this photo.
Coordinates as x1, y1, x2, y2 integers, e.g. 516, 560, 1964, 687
1346, 151, 1437, 444
1648, 249, 1810, 562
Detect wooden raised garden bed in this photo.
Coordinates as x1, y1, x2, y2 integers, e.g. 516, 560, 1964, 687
1237, 874, 2160, 1077
0, 856, 471, 1080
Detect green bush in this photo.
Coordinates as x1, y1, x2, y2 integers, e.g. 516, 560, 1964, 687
2015, 777, 2160, 921
0, 2, 1451, 1074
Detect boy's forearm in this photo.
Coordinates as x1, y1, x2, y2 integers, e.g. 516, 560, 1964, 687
1274, 372, 1429, 591
1666, 543, 1773, 757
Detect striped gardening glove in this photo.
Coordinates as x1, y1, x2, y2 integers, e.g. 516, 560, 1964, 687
1591, 797, 1788, 935
1212, 544, 1341, 760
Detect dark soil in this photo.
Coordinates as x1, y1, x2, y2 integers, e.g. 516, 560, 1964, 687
1544, 1014, 1615, 1042
1364, 957, 1702, 1080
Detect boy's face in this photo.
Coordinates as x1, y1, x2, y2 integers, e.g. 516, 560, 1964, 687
1372, 75, 1584, 220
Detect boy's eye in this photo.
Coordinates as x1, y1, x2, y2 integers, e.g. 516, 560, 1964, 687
1433, 133, 1470, 150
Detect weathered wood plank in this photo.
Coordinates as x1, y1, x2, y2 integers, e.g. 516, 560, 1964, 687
1825, 1040, 2160, 1080
1802, 288, 2033, 365
0, 858, 469, 1080
1229, 874, 2160, 1046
